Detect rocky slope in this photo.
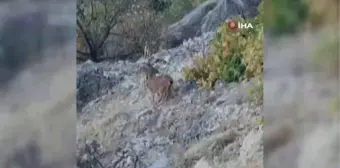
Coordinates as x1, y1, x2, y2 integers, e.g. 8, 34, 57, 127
76, 0, 263, 168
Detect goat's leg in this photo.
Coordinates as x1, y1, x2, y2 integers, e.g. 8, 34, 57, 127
160, 87, 168, 105
157, 96, 163, 106
148, 92, 155, 107
166, 86, 172, 100
161, 90, 170, 105
151, 93, 157, 106
164, 86, 172, 102
163, 90, 169, 102
155, 91, 164, 106
151, 92, 160, 107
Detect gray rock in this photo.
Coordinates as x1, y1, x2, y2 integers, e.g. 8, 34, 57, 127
161, 0, 217, 49
201, 0, 261, 33
162, 0, 261, 49
76, 61, 141, 111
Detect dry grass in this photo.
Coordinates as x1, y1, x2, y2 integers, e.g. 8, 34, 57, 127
173, 130, 238, 168
79, 110, 128, 151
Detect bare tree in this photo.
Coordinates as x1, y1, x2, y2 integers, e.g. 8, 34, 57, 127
76, 0, 132, 62
76, 0, 167, 63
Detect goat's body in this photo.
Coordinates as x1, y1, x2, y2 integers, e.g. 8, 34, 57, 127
141, 63, 173, 107
145, 75, 173, 106
158, 75, 173, 101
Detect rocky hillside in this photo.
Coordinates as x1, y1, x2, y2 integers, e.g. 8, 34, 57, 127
76, 0, 263, 168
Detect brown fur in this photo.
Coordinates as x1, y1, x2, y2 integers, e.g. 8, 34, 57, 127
140, 64, 173, 106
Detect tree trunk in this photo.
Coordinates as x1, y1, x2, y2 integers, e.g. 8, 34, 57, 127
90, 49, 99, 62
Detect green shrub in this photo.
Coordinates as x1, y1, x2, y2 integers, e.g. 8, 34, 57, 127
184, 1, 264, 89
244, 3, 264, 105
184, 55, 217, 89
242, 3, 263, 80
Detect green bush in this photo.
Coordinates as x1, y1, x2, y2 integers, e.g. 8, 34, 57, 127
244, 3, 263, 105
184, 2, 264, 89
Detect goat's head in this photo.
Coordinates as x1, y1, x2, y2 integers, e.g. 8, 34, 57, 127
140, 63, 159, 80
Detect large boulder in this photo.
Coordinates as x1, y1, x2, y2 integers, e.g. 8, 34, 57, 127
76, 60, 142, 111
160, 0, 217, 49
201, 0, 261, 33
162, 0, 261, 49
